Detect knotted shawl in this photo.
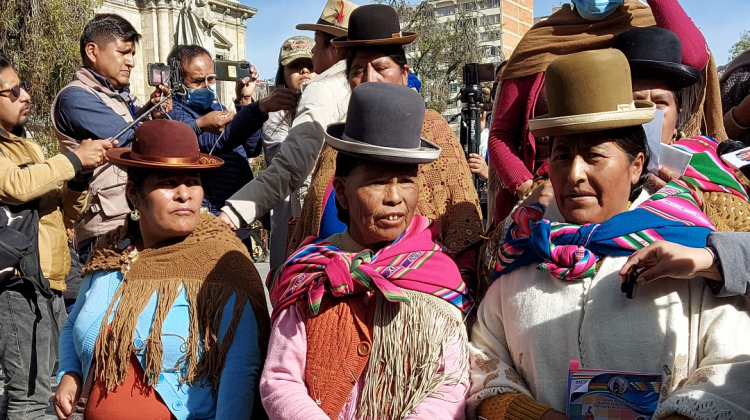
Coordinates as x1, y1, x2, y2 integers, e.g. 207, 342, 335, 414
82, 213, 271, 393
495, 181, 715, 281
268, 215, 473, 322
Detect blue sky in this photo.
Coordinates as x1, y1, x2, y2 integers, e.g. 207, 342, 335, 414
240, 0, 749, 79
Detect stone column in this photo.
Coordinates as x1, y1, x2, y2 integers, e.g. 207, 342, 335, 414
156, 0, 172, 62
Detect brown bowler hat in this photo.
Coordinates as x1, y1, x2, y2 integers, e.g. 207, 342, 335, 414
528, 49, 656, 138
331, 4, 417, 48
296, 0, 358, 38
107, 120, 224, 170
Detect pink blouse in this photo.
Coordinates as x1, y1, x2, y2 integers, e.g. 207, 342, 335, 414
260, 303, 469, 420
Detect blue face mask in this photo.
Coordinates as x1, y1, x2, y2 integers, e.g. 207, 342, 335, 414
186, 83, 216, 110
571, 0, 623, 20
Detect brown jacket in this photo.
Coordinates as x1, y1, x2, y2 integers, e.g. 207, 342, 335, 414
0, 128, 87, 290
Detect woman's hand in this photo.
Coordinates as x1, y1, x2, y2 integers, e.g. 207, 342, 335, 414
522, 179, 554, 207
235, 64, 259, 106
468, 153, 489, 180
618, 241, 722, 284
54, 372, 82, 419
645, 166, 680, 194
218, 212, 238, 230
516, 178, 534, 200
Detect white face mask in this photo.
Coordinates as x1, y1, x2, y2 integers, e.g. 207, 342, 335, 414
571, 0, 624, 20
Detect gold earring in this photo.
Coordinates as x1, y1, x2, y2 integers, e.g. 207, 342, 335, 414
130, 209, 140, 221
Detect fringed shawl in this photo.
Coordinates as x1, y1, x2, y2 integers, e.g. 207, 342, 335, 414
82, 213, 271, 392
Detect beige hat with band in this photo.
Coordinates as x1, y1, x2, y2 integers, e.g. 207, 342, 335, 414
528, 49, 656, 138
296, 0, 359, 37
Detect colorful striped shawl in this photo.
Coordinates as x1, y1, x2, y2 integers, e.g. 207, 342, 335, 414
268, 215, 474, 322
495, 181, 716, 281
673, 136, 749, 201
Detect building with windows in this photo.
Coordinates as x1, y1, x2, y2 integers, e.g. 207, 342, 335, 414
420, 0, 533, 64
98, 0, 257, 107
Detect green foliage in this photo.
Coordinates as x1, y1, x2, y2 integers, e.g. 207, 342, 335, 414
0, 0, 102, 157
729, 30, 750, 63
374, 0, 493, 114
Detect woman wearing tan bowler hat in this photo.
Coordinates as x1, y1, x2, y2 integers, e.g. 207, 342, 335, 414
54, 120, 270, 420
467, 50, 750, 420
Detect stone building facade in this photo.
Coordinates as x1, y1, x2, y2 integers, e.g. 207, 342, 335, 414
98, 0, 257, 107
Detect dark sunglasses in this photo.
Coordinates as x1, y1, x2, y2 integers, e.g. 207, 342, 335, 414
0, 82, 30, 99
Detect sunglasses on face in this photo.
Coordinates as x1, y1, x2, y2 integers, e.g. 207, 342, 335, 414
0, 82, 30, 100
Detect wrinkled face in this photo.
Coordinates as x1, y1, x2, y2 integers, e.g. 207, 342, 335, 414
284, 58, 316, 90
632, 79, 680, 144
312, 31, 337, 74
127, 171, 204, 247
86, 38, 136, 89
348, 50, 409, 89
181, 54, 216, 89
549, 133, 644, 225
0, 67, 31, 133
333, 162, 420, 250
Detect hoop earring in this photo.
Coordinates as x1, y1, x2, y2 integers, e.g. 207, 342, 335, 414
130, 209, 140, 221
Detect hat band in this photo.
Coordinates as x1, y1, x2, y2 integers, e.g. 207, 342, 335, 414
131, 151, 201, 165
342, 132, 420, 151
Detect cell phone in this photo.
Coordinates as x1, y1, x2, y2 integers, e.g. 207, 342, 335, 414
621, 265, 639, 299
215, 60, 252, 81
147, 63, 171, 87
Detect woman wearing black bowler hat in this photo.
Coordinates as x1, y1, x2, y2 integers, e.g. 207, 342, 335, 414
289, 4, 486, 299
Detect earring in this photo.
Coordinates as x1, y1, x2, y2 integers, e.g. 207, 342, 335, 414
130, 209, 140, 221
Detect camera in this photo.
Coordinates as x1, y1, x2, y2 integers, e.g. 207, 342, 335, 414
459, 63, 496, 204
146, 58, 184, 93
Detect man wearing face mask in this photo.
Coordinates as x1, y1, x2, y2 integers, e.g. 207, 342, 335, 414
485, 0, 722, 228
167, 44, 300, 215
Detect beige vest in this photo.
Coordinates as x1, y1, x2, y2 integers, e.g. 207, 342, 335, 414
51, 68, 140, 243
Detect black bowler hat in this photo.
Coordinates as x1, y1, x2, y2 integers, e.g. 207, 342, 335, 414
331, 4, 417, 48
325, 83, 441, 164
613, 27, 702, 89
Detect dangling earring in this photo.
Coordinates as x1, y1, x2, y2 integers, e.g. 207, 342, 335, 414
130, 209, 140, 221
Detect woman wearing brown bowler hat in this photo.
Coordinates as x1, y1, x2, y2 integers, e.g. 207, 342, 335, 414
467, 50, 750, 420
54, 120, 270, 420
290, 4, 485, 298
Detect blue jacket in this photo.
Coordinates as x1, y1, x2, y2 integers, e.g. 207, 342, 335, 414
58, 270, 262, 420
169, 97, 266, 215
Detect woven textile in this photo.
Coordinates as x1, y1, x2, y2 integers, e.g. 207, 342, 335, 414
288, 109, 483, 258
82, 213, 271, 392
675, 136, 748, 200
495, 181, 715, 281
269, 215, 473, 322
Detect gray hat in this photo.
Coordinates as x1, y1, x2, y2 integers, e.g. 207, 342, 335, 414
325, 83, 441, 164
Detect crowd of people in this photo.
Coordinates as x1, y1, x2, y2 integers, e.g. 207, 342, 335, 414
0, 0, 749, 419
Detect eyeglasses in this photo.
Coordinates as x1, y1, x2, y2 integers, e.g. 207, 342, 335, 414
0, 82, 30, 100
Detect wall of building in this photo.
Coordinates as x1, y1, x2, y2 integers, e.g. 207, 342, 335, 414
98, 0, 255, 108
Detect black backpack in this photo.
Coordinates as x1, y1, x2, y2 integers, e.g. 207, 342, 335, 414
0, 200, 52, 298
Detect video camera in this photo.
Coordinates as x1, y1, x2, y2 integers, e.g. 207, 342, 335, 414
459, 63, 495, 196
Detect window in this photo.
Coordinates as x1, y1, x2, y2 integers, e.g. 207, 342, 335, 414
480, 0, 499, 8
461, 2, 476, 11
435, 5, 456, 16
484, 46, 502, 56
450, 83, 458, 93
482, 14, 501, 25
480, 31, 501, 41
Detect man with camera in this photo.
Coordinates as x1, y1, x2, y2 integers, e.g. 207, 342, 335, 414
0, 55, 112, 420
52, 14, 171, 258
166, 45, 300, 215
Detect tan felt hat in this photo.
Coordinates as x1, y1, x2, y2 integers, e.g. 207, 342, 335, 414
296, 0, 359, 38
528, 49, 656, 138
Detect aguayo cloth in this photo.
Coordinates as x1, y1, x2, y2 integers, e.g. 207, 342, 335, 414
268, 215, 473, 322
495, 181, 715, 281
674, 136, 749, 201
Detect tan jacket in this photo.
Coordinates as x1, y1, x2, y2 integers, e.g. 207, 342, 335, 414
0, 128, 87, 290
222, 60, 351, 227
51, 68, 135, 243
